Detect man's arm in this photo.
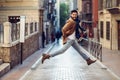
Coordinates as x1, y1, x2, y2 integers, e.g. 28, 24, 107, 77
62, 20, 73, 36
79, 25, 85, 31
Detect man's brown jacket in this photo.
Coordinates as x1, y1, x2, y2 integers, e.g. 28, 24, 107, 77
62, 18, 76, 44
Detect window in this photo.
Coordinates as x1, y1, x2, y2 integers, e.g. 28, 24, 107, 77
86, 3, 91, 13
16, 23, 20, 39
116, 0, 120, 6
84, 2, 91, 13
0, 24, 4, 43
35, 22, 37, 31
106, 22, 110, 40
25, 23, 28, 36
100, 21, 104, 38
11, 23, 17, 41
112, 0, 120, 7
98, 0, 103, 10
106, 0, 112, 8
30, 22, 33, 33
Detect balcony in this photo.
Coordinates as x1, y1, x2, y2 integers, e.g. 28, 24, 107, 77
81, 14, 92, 23
107, 8, 120, 14
106, 0, 120, 14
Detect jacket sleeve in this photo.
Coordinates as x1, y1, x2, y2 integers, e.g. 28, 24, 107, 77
62, 19, 76, 44
62, 20, 75, 37
79, 25, 86, 31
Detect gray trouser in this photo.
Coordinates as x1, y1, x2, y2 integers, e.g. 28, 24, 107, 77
50, 39, 89, 60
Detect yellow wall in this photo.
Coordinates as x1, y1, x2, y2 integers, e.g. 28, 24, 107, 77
77, 0, 82, 13
111, 14, 120, 50
99, 9, 120, 50
0, 0, 39, 7
0, 0, 40, 23
0, 10, 39, 22
99, 10, 111, 49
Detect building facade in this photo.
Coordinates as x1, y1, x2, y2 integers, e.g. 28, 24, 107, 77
43, 0, 57, 44
92, 0, 98, 41
77, 0, 82, 12
0, 0, 44, 68
77, 0, 93, 39
73, 0, 77, 10
98, 0, 120, 50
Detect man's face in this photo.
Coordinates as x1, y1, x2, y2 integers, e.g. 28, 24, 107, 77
71, 12, 78, 20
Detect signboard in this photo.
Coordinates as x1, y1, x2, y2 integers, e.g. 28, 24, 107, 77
20, 16, 25, 43
8, 16, 20, 23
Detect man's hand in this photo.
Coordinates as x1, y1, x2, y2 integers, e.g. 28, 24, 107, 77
62, 36, 67, 45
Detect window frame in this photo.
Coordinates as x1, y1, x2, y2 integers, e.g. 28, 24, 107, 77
100, 21, 104, 38
106, 21, 110, 40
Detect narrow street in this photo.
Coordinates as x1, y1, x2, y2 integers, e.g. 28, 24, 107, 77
20, 40, 119, 80
0, 0, 120, 80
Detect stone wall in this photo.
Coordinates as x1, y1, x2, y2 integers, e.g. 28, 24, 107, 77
0, 48, 11, 63
0, 33, 39, 68
10, 43, 21, 68
22, 33, 39, 60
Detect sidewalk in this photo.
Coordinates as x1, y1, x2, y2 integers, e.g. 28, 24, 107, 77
20, 42, 120, 80
0, 43, 55, 80
81, 39, 120, 78
102, 47, 120, 77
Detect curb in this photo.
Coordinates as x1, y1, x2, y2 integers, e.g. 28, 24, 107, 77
31, 42, 56, 70
19, 42, 56, 80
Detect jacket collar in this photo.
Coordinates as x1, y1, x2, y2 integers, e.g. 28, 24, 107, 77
68, 17, 76, 22
70, 17, 76, 21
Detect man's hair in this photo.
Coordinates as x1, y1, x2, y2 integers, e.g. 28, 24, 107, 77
71, 10, 78, 14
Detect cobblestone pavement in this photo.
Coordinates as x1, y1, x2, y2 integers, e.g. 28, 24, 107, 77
21, 42, 120, 80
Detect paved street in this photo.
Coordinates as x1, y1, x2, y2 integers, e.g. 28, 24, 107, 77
0, 43, 55, 80
20, 41, 120, 80
102, 47, 120, 77
1, 0, 120, 80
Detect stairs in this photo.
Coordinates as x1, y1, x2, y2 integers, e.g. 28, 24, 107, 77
0, 59, 10, 77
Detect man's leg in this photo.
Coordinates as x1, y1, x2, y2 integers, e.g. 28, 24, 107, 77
72, 40, 89, 60
50, 40, 74, 57
72, 40, 96, 65
42, 40, 74, 63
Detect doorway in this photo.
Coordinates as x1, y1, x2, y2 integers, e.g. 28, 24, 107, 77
117, 21, 120, 50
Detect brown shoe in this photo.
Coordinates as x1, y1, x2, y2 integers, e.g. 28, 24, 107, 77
86, 58, 96, 65
42, 54, 50, 64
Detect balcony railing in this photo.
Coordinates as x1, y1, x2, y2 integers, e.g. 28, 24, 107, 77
81, 14, 92, 22
0, 21, 39, 47
81, 38, 102, 62
99, 0, 120, 10
11, 23, 20, 41
0, 24, 4, 43
112, 0, 120, 7
98, 0, 103, 10
106, 0, 120, 9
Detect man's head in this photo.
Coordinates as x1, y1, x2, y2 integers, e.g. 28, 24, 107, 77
70, 10, 78, 20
